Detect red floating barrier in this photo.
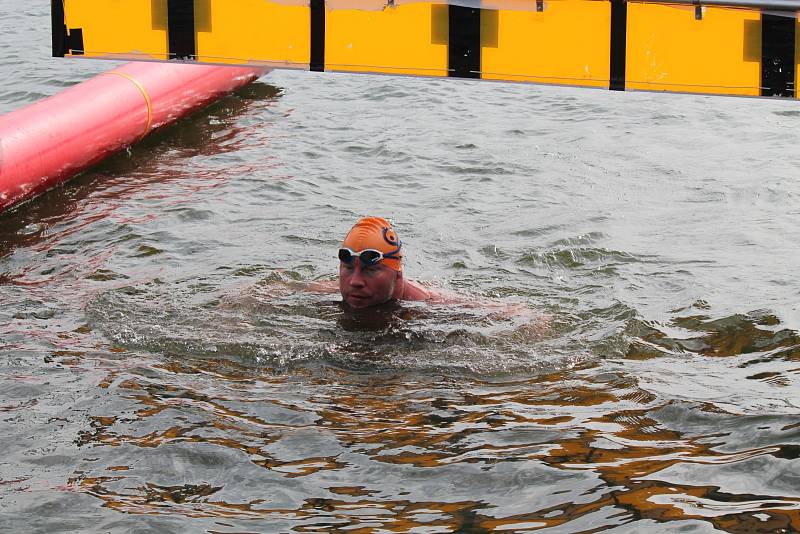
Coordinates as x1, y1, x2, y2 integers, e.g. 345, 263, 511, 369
0, 62, 267, 214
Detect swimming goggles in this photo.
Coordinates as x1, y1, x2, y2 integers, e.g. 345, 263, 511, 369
338, 247, 398, 267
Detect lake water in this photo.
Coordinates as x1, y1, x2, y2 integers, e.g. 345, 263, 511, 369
2, 2, 800, 533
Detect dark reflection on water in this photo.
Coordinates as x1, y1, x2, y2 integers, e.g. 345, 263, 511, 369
0, 275, 786, 532
35, 325, 800, 533
4, 273, 800, 534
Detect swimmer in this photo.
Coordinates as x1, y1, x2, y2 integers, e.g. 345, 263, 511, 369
333, 216, 432, 308
312, 217, 544, 321
231, 217, 547, 335
303, 216, 439, 305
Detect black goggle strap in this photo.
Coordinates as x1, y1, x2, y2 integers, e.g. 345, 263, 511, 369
383, 246, 401, 260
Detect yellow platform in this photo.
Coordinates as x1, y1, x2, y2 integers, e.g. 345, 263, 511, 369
54, 0, 799, 99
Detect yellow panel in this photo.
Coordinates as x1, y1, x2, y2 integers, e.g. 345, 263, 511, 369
195, 0, 309, 66
58, 1, 792, 100
626, 3, 761, 95
326, 3, 448, 77
63, 0, 168, 60
797, 18, 800, 99
482, 2, 611, 88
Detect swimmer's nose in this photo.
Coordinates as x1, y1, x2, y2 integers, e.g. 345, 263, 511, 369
349, 266, 366, 288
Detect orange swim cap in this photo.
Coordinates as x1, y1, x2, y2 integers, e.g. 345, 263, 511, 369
341, 217, 403, 272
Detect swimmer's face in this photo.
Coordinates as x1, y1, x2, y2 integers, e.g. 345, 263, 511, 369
339, 260, 399, 308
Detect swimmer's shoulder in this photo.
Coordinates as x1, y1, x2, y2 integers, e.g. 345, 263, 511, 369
401, 279, 434, 301
402, 280, 466, 303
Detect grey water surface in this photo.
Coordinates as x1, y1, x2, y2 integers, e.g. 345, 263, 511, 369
2, 2, 800, 533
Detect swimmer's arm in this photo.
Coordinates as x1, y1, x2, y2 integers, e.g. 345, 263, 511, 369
405, 280, 550, 333
251, 272, 338, 296
304, 279, 339, 293
274, 277, 338, 293
402, 280, 488, 306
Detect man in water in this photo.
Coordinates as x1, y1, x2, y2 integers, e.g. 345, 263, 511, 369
336, 216, 434, 308
305, 216, 546, 333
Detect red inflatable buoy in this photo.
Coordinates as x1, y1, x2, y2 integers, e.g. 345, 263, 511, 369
0, 62, 267, 213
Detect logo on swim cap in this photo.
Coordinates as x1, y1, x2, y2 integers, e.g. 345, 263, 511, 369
341, 217, 403, 271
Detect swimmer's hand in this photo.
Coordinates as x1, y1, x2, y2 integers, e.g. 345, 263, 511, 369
479, 302, 549, 337
248, 271, 337, 298
417, 282, 550, 336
